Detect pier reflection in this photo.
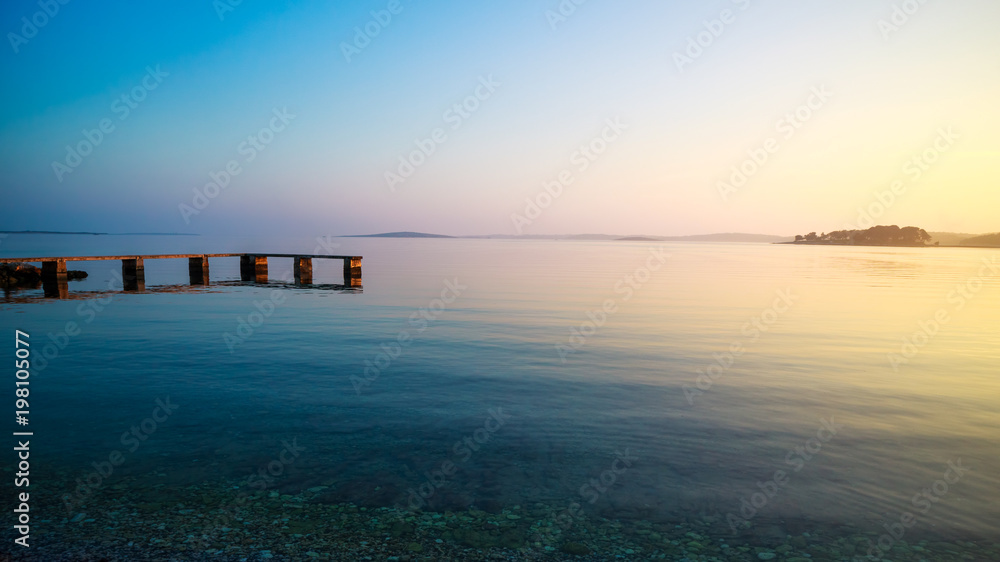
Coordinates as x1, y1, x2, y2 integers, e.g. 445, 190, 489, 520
2, 280, 361, 304
42, 277, 69, 299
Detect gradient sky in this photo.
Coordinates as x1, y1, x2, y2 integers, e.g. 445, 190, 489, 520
1, 0, 998, 236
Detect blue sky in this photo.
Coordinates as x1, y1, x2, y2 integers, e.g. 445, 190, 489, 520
2, 0, 998, 236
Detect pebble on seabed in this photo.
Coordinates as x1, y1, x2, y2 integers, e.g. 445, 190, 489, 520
13, 477, 999, 562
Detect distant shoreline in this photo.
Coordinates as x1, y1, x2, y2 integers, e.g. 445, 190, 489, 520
777, 241, 927, 247
778, 241, 999, 249
344, 231, 454, 239
346, 232, 795, 243
0, 231, 199, 236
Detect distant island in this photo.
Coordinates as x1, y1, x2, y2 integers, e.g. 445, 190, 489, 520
342, 232, 796, 242
659, 233, 793, 243
345, 231, 455, 238
1, 230, 107, 235
786, 225, 933, 247
340, 230, 1000, 246
464, 233, 794, 243
785, 226, 1000, 248
0, 230, 198, 236
616, 233, 794, 243
927, 232, 977, 246
959, 232, 1000, 247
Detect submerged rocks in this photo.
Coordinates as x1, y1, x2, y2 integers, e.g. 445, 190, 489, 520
14, 475, 1000, 562
560, 541, 591, 556
0, 262, 87, 287
0, 263, 40, 286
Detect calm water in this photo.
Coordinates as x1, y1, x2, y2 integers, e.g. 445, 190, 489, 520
2, 234, 998, 558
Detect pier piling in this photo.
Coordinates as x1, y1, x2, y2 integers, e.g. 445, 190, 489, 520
240, 255, 268, 283
294, 257, 313, 285
122, 258, 145, 291
39, 260, 69, 298
41, 259, 67, 280
343, 257, 362, 285
188, 256, 210, 285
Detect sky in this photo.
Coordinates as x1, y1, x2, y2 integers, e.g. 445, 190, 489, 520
1, 0, 998, 237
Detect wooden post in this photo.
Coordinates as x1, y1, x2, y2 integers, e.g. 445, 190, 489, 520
240, 255, 267, 283
122, 258, 145, 291
240, 255, 253, 281
189, 256, 210, 285
343, 257, 362, 284
41, 259, 67, 280
294, 257, 313, 285
40, 260, 69, 297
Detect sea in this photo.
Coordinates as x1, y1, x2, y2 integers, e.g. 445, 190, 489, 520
1, 233, 998, 561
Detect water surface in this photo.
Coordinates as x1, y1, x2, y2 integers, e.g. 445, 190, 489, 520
2, 234, 998, 560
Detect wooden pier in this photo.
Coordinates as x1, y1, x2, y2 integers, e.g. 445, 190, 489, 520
0, 253, 362, 297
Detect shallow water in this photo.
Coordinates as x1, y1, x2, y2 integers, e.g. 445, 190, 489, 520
1, 234, 998, 559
